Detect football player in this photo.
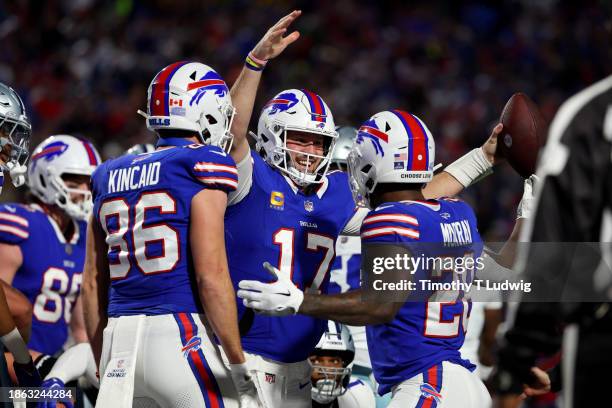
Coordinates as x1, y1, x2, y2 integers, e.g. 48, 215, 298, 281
0, 134, 99, 387
0, 82, 41, 387
83, 61, 260, 407
226, 10, 504, 408
238, 110, 494, 407
0, 81, 29, 194
310, 321, 375, 408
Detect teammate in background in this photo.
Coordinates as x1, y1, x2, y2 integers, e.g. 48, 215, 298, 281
226, 10, 504, 408
83, 61, 260, 407
238, 110, 493, 407
0, 135, 97, 388
459, 295, 503, 379
310, 321, 376, 408
0, 82, 41, 387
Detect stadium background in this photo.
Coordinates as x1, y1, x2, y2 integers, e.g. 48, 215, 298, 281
0, 0, 610, 240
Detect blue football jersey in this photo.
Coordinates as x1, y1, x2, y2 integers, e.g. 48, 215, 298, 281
0, 203, 86, 355
361, 199, 482, 395
91, 141, 238, 317
225, 151, 355, 363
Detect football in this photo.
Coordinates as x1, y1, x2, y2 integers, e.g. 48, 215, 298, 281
498, 93, 548, 178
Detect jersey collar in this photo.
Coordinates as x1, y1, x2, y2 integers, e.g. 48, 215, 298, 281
281, 174, 330, 199
156, 137, 195, 148
400, 199, 441, 211
31, 203, 80, 244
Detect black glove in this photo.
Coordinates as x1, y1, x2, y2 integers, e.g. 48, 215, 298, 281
13, 359, 42, 387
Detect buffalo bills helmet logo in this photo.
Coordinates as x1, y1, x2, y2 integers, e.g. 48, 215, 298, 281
264, 92, 299, 115
356, 119, 388, 157
188, 71, 229, 106
31, 141, 69, 170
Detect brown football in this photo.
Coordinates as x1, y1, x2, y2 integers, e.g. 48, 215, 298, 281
498, 93, 548, 178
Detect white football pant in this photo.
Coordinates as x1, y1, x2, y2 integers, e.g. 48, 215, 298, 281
387, 361, 491, 408
98, 313, 239, 408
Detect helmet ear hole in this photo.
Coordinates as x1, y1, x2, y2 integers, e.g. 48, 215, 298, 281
260, 133, 269, 143
205, 114, 217, 125
39, 174, 46, 188
361, 164, 372, 174
365, 178, 375, 190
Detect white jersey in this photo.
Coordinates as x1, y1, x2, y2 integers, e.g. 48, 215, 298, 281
337, 376, 376, 408
460, 291, 502, 379
329, 235, 371, 369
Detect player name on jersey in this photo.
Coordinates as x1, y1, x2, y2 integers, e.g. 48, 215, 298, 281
108, 162, 161, 193
440, 220, 472, 247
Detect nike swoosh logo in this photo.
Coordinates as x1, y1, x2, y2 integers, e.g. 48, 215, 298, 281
4, 206, 16, 213
298, 381, 310, 389
210, 150, 227, 156
276, 291, 291, 297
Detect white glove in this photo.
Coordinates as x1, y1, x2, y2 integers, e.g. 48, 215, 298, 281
229, 363, 263, 408
5, 161, 27, 187
517, 174, 539, 219
237, 262, 304, 316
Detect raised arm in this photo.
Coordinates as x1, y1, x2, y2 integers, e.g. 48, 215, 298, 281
82, 215, 110, 369
423, 123, 504, 199
229, 10, 301, 163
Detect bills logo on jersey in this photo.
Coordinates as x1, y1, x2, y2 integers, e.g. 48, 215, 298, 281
357, 119, 388, 157
264, 92, 299, 115
420, 383, 442, 403
181, 336, 202, 357
188, 71, 229, 106
31, 141, 69, 169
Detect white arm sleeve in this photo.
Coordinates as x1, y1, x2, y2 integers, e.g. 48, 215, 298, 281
478, 251, 515, 283
228, 148, 254, 206
46, 342, 99, 387
444, 147, 493, 187
340, 207, 370, 236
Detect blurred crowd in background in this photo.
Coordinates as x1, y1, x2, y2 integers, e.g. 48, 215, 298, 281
0, 0, 610, 239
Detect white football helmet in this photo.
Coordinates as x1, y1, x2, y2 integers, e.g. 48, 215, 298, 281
348, 110, 435, 208
0, 82, 31, 187
125, 143, 155, 155
310, 321, 355, 404
27, 135, 101, 220
252, 89, 338, 186
331, 126, 357, 169
140, 61, 235, 150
